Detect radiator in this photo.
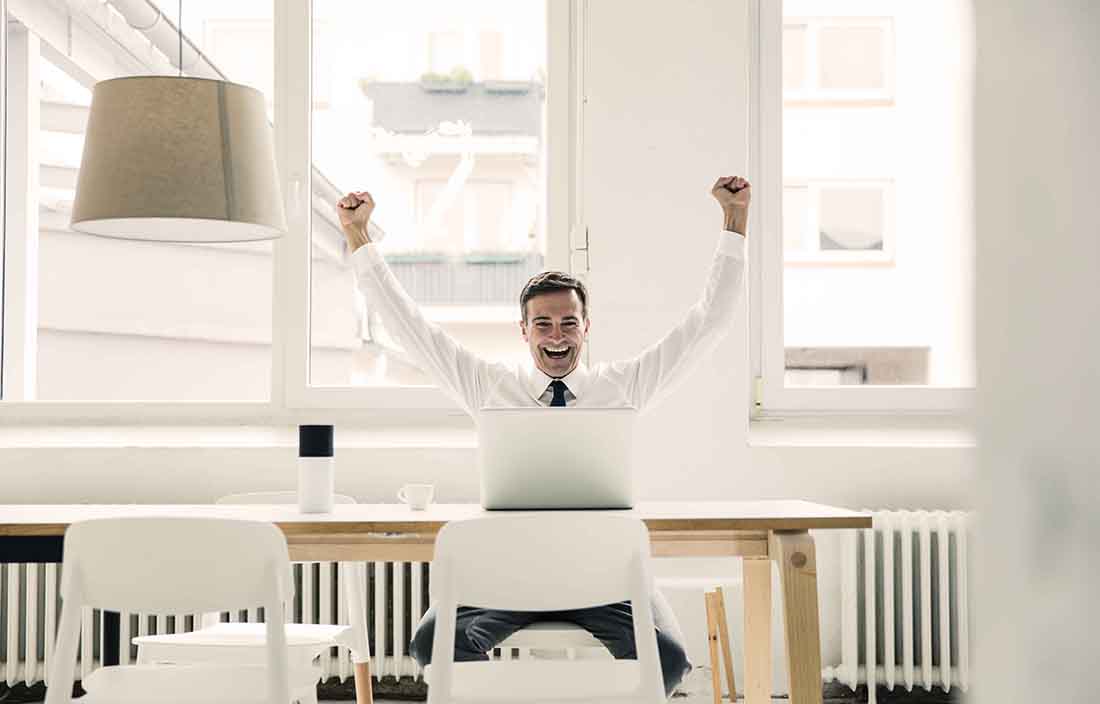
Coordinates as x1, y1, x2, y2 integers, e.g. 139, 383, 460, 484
823, 510, 972, 704
0, 560, 434, 687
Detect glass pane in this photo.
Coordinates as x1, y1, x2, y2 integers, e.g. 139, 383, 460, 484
480, 31, 505, 80
429, 31, 465, 76
415, 180, 465, 252
781, 2, 974, 389
817, 187, 884, 251
310, 0, 547, 387
783, 185, 811, 254
818, 25, 885, 91
2, 1, 273, 401
469, 182, 513, 251
782, 25, 808, 92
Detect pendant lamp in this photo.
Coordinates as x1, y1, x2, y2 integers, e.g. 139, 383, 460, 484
70, 3, 285, 243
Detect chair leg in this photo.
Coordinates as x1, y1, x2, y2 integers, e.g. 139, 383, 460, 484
715, 586, 737, 702
354, 660, 374, 704
705, 591, 722, 704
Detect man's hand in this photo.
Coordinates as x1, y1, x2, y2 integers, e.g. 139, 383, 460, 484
336, 191, 375, 252
711, 176, 751, 236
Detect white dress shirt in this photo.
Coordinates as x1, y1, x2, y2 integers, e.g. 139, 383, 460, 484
353, 232, 744, 638
351, 231, 746, 415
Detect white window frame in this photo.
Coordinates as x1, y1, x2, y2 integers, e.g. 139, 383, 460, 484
782, 16, 895, 106
748, 0, 973, 418
0, 0, 576, 424
783, 178, 895, 264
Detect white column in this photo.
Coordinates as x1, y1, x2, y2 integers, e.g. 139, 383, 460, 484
0, 1, 5, 394
973, 2, 1100, 703
2, 23, 41, 400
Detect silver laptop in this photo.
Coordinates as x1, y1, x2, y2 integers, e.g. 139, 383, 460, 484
477, 407, 638, 510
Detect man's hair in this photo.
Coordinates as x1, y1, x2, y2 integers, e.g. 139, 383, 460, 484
519, 271, 589, 322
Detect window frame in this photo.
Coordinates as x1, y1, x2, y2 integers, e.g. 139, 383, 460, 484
0, 0, 575, 424
782, 15, 896, 106
748, 0, 973, 418
782, 178, 896, 264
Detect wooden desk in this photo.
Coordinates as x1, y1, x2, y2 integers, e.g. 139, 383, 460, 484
0, 501, 870, 704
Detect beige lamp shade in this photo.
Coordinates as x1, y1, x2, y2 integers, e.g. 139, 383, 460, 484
71, 76, 286, 243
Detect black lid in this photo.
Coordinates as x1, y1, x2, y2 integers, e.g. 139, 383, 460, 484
299, 425, 334, 457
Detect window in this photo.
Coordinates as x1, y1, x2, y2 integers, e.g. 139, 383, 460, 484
783, 181, 894, 262
785, 347, 929, 386
0, 0, 562, 418
479, 31, 505, 81
752, 0, 975, 414
1, 0, 274, 402
428, 31, 465, 76
309, 0, 548, 390
415, 180, 517, 253
203, 19, 333, 109
782, 17, 894, 104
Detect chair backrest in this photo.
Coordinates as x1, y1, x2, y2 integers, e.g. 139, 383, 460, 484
216, 491, 356, 505
46, 517, 292, 704
428, 513, 664, 703
431, 512, 652, 611
60, 517, 293, 613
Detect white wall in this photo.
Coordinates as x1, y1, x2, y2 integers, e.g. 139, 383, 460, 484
972, 1, 1100, 702
1, 0, 977, 693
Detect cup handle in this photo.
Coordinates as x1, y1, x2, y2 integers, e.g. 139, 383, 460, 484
397, 487, 407, 503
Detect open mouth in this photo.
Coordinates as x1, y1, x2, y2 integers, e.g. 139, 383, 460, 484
542, 346, 571, 360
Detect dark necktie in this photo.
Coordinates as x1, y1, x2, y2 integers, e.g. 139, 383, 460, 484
548, 380, 569, 407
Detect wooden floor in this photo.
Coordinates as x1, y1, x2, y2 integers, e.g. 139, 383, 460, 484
343, 671, 963, 704
0, 678, 961, 704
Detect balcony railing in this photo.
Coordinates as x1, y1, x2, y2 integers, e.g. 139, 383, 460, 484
385, 252, 545, 306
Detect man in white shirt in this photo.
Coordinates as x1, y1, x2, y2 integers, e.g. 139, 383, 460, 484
336, 176, 749, 697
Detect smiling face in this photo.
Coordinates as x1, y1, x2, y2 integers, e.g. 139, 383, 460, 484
520, 290, 590, 378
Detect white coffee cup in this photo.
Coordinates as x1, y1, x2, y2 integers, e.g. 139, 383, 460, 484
397, 483, 435, 510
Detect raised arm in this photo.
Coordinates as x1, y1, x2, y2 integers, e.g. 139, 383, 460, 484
620, 177, 750, 410
337, 191, 489, 414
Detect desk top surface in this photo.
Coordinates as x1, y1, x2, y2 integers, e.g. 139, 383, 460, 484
0, 501, 870, 536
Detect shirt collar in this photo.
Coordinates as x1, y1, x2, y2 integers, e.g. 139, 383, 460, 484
525, 362, 590, 402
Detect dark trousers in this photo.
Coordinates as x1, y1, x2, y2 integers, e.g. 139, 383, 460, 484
409, 601, 692, 698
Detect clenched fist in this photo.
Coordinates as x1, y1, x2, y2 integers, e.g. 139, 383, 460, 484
711, 176, 751, 236
336, 191, 375, 251
711, 176, 750, 212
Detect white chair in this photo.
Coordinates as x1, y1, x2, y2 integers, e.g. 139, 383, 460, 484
45, 517, 293, 704
132, 492, 372, 704
426, 513, 665, 704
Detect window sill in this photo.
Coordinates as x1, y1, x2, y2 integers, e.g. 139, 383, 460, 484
748, 414, 974, 448
0, 424, 478, 450
0, 417, 973, 451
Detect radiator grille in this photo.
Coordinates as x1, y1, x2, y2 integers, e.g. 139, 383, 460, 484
1, 560, 432, 687
823, 510, 972, 703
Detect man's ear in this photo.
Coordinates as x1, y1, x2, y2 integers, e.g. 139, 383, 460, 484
584, 317, 591, 337
520, 319, 529, 341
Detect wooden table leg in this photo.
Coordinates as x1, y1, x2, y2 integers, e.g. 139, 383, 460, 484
770, 530, 822, 704
743, 557, 772, 704
353, 660, 374, 704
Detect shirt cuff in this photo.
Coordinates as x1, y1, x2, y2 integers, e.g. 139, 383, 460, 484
350, 242, 386, 271
717, 231, 747, 259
